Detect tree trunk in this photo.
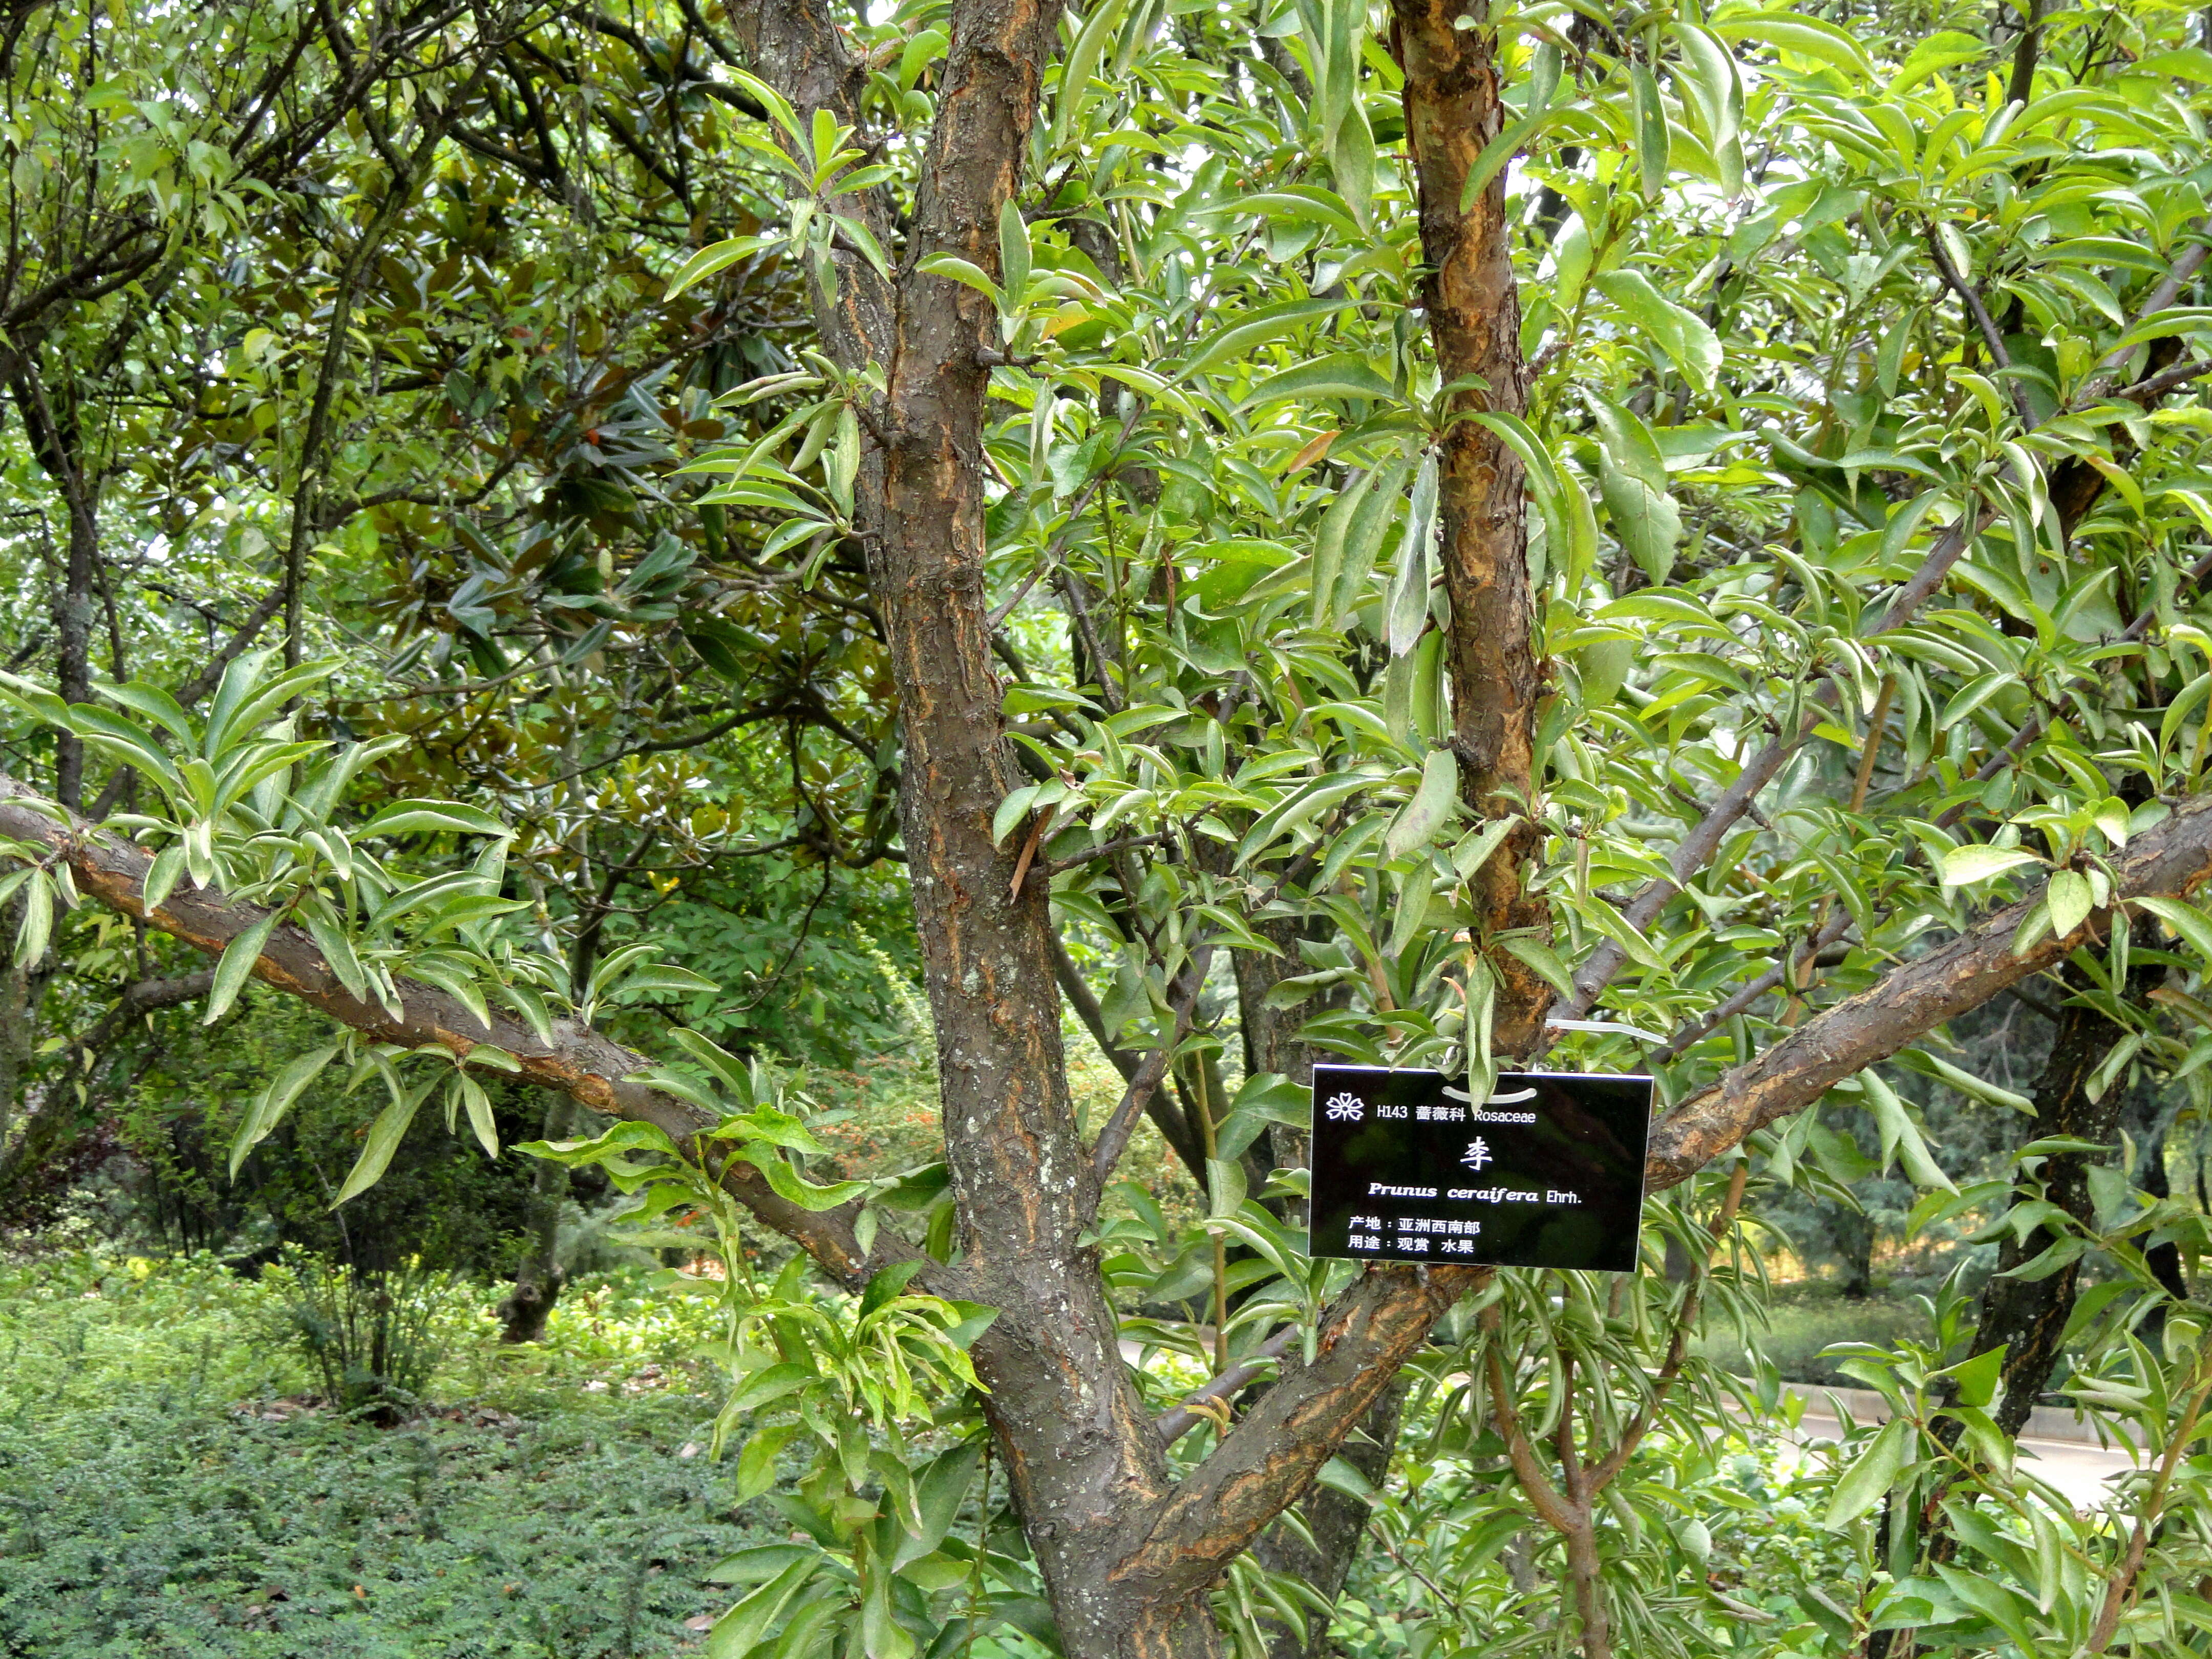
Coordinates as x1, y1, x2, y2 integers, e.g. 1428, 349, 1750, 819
1967, 967, 2135, 1437
730, 2, 1211, 1645
499, 1089, 572, 1344
1394, 0, 1549, 1055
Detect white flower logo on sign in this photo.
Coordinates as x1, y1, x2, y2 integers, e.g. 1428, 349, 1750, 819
1323, 1092, 1364, 1122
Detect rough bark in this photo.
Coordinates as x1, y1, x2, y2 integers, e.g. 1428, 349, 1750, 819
1646, 791, 2212, 1192
1395, 0, 1548, 1055
730, 2, 1216, 1647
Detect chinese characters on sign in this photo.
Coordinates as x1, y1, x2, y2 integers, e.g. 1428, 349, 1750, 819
1307, 1065, 1655, 1274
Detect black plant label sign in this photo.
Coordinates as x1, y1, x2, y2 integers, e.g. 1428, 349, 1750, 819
1307, 1064, 1655, 1273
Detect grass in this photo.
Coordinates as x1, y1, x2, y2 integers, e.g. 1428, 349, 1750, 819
0, 1250, 756, 1658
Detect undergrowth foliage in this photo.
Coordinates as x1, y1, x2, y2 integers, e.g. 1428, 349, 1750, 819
9, 0, 2212, 1652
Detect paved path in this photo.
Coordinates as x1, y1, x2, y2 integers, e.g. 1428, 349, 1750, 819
1780, 1398, 2139, 1512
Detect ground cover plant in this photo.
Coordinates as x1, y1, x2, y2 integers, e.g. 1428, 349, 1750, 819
4, 0, 2212, 1654
0, 1252, 751, 1658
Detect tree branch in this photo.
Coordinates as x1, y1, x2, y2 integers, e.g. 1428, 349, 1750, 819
1552, 502, 1996, 1021
0, 771, 917, 1292
1646, 786, 2212, 1189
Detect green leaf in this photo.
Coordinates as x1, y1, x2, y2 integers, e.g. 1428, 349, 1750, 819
611, 965, 720, 999
1386, 453, 1439, 656
1711, 12, 1874, 79
205, 911, 279, 1024
997, 198, 1030, 318
1629, 61, 1669, 201
1177, 295, 1358, 383
459, 1073, 499, 1158
1942, 1343, 2007, 1410
731, 1430, 804, 1504
301, 903, 369, 1003
1330, 452, 1412, 625
744, 1147, 869, 1211
1590, 397, 1679, 582
1310, 466, 1374, 628
707, 1557, 819, 1659
1498, 934, 1575, 999
1386, 749, 1458, 859
141, 845, 187, 918
1825, 1416, 1915, 1528
2046, 868, 2092, 940
2132, 895, 2212, 962
331, 1081, 429, 1206
664, 235, 774, 301
229, 1045, 341, 1179
1939, 844, 2044, 886
1592, 270, 1721, 392
1859, 1070, 1955, 1192
915, 254, 1002, 306
360, 799, 512, 839
1239, 354, 1395, 409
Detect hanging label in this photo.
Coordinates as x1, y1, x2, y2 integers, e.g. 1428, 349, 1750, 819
1307, 1064, 1654, 1273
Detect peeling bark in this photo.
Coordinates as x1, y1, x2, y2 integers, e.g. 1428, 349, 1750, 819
1394, 0, 1549, 1055
1647, 792, 2212, 1192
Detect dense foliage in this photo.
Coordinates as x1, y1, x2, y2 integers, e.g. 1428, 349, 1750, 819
6, 0, 2212, 1655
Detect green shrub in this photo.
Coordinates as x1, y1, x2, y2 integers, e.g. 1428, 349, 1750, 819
268, 1253, 460, 1421
0, 1251, 759, 1657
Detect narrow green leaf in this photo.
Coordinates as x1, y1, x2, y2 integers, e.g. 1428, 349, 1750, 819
229, 1044, 341, 1179
1630, 61, 1669, 201
2046, 868, 2092, 940
360, 799, 512, 839
140, 845, 187, 918
1386, 454, 1439, 656
1310, 467, 1373, 628
998, 198, 1030, 316
1939, 844, 2043, 887
1386, 749, 1459, 859
205, 911, 280, 1024
2134, 895, 2212, 962
460, 1073, 499, 1158
1825, 1417, 1915, 1528
331, 1083, 428, 1206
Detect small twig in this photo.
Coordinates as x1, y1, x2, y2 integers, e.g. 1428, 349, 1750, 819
1089, 943, 1215, 1180
2112, 355, 2212, 404
1043, 830, 1174, 876
1925, 222, 2033, 424
2086, 1337, 2212, 1653
1155, 1324, 1301, 1445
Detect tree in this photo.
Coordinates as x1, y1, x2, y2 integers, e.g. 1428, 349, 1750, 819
8, 0, 2212, 1653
